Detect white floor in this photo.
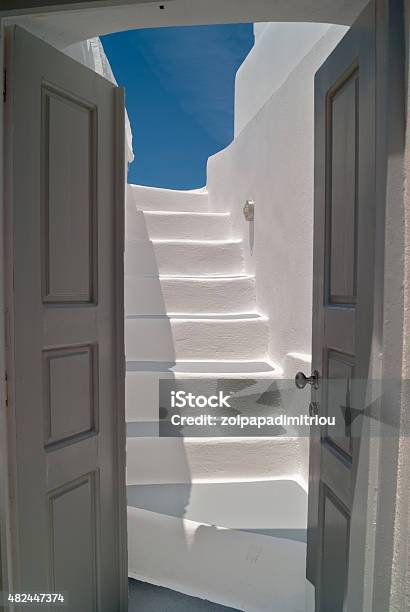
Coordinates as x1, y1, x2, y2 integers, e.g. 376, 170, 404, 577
129, 578, 241, 612
128, 479, 314, 612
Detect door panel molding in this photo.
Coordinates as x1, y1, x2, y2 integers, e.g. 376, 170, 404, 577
43, 343, 99, 450
317, 483, 351, 612
48, 470, 100, 609
40, 81, 98, 305
325, 62, 359, 306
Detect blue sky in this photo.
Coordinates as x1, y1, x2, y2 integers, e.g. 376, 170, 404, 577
101, 24, 254, 190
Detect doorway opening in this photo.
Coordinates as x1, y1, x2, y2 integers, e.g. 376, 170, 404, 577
101, 20, 347, 612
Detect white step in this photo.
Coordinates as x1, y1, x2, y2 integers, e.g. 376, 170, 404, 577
125, 274, 256, 315
153, 239, 244, 276
141, 211, 231, 241
125, 314, 269, 361
128, 184, 209, 212
125, 239, 244, 277
126, 360, 278, 373
127, 480, 313, 612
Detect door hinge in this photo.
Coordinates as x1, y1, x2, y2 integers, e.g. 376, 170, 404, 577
3, 68, 7, 103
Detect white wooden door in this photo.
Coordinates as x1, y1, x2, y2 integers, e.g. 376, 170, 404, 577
4, 26, 127, 611
306, 1, 376, 610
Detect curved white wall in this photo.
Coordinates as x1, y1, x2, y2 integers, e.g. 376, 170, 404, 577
235, 22, 334, 135
207, 23, 348, 376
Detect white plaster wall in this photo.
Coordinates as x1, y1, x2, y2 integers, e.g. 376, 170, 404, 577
235, 22, 335, 135
394, 11, 410, 608
207, 24, 348, 376
253, 22, 269, 41
376, 4, 410, 609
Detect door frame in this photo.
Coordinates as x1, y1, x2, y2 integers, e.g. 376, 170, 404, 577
0, 0, 407, 610
368, 2, 407, 610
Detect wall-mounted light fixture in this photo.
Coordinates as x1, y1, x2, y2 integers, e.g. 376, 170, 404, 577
243, 200, 255, 222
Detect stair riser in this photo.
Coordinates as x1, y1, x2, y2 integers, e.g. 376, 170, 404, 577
125, 276, 256, 315
125, 240, 244, 277
126, 436, 306, 484
125, 317, 269, 361
153, 241, 244, 276
142, 212, 231, 241
128, 184, 208, 212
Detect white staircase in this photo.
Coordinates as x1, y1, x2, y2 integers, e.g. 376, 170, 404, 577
125, 184, 273, 368
124, 184, 312, 612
